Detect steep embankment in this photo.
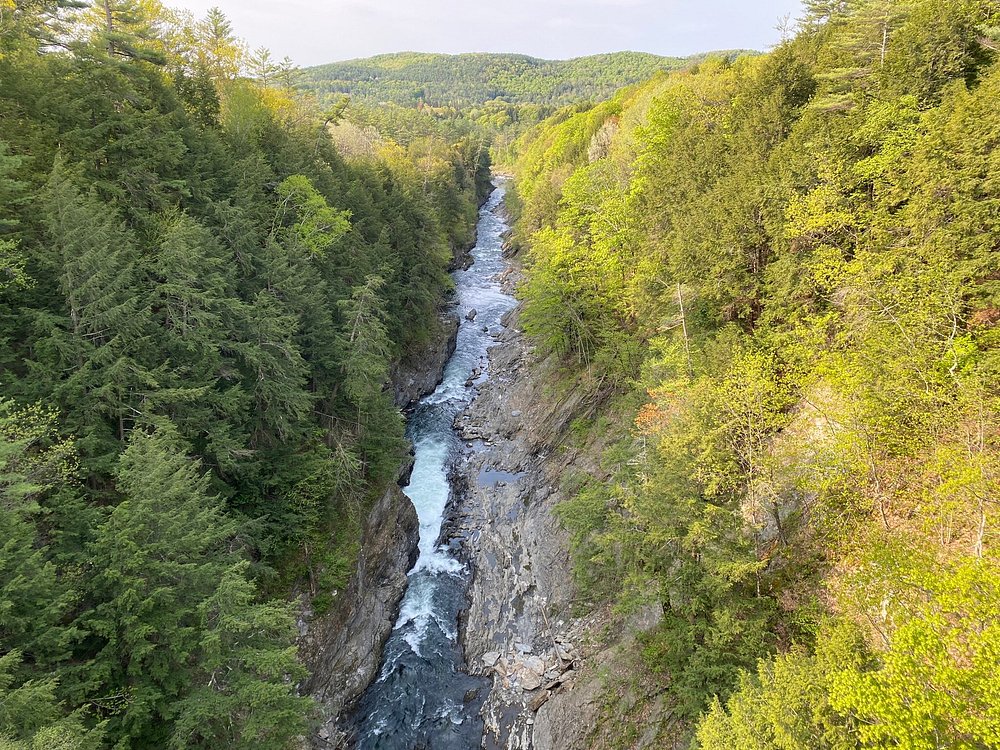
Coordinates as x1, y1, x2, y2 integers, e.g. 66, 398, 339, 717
302, 193, 495, 747
476, 3, 1000, 748
301, 472, 419, 746
301, 320, 459, 746
454, 257, 665, 749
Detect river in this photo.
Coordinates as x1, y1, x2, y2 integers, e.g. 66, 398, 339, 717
350, 182, 516, 749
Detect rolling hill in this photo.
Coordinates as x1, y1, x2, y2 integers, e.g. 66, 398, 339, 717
300, 50, 731, 108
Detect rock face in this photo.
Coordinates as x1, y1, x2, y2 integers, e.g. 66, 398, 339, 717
300, 309, 459, 747
453, 288, 612, 749
454, 264, 665, 749
389, 312, 460, 408
300, 469, 419, 747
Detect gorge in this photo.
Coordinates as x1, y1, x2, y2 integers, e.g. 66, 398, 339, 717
348, 184, 516, 748
2, 2, 999, 750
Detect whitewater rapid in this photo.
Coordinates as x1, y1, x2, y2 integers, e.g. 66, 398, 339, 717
351, 183, 515, 749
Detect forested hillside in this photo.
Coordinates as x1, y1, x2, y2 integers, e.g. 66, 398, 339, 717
0, 2, 487, 748
507, 0, 1000, 746
302, 51, 697, 109
299, 51, 729, 152
6, 0, 1000, 748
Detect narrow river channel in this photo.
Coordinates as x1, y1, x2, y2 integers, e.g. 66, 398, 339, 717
351, 182, 516, 749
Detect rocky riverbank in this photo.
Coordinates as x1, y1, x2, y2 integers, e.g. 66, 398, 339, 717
300, 465, 419, 748
390, 313, 460, 409
300, 305, 462, 748
452, 295, 602, 749
452, 258, 668, 749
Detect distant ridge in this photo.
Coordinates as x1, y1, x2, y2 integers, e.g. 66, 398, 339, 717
301, 50, 750, 109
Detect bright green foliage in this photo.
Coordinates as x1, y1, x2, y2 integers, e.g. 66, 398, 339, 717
699, 557, 1000, 750
0, 651, 104, 750
0, 401, 77, 663
0, 238, 28, 293
0, 141, 28, 293
0, 403, 100, 747
696, 650, 853, 750
275, 174, 350, 256
520, 225, 617, 363
830, 553, 1000, 749
694, 621, 871, 750
509, 0, 1000, 744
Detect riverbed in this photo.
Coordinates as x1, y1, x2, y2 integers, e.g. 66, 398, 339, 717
350, 182, 517, 749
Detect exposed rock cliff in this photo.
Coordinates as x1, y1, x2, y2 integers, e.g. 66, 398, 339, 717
454, 268, 668, 749
301, 309, 461, 748
301, 469, 419, 748
390, 313, 460, 409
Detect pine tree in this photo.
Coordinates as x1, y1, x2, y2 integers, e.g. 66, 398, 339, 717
193, 7, 243, 80
0, 651, 104, 750
84, 426, 313, 748
0, 141, 27, 292
336, 274, 393, 411
247, 46, 278, 87
143, 212, 249, 457
83, 0, 166, 64
168, 563, 310, 750
231, 289, 312, 447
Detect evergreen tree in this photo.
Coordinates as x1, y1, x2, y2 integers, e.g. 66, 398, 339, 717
0, 2, 489, 743
0, 401, 76, 665
168, 563, 309, 750
0, 651, 103, 750
84, 426, 310, 748
37, 157, 154, 466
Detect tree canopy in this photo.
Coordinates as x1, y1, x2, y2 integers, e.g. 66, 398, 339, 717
0, 2, 488, 745
508, 0, 1000, 745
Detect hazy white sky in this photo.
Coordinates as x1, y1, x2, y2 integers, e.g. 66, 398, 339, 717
169, 0, 806, 67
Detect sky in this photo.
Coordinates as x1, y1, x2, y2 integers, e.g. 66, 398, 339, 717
168, 0, 806, 68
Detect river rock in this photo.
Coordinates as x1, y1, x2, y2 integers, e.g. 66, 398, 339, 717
515, 656, 546, 691
482, 651, 501, 667
466, 308, 478, 321
522, 655, 545, 673
389, 313, 459, 407
456, 297, 613, 747
300, 460, 419, 747
556, 644, 576, 662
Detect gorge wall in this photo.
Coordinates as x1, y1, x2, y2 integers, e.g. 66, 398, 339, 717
455, 262, 669, 749
301, 312, 461, 747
